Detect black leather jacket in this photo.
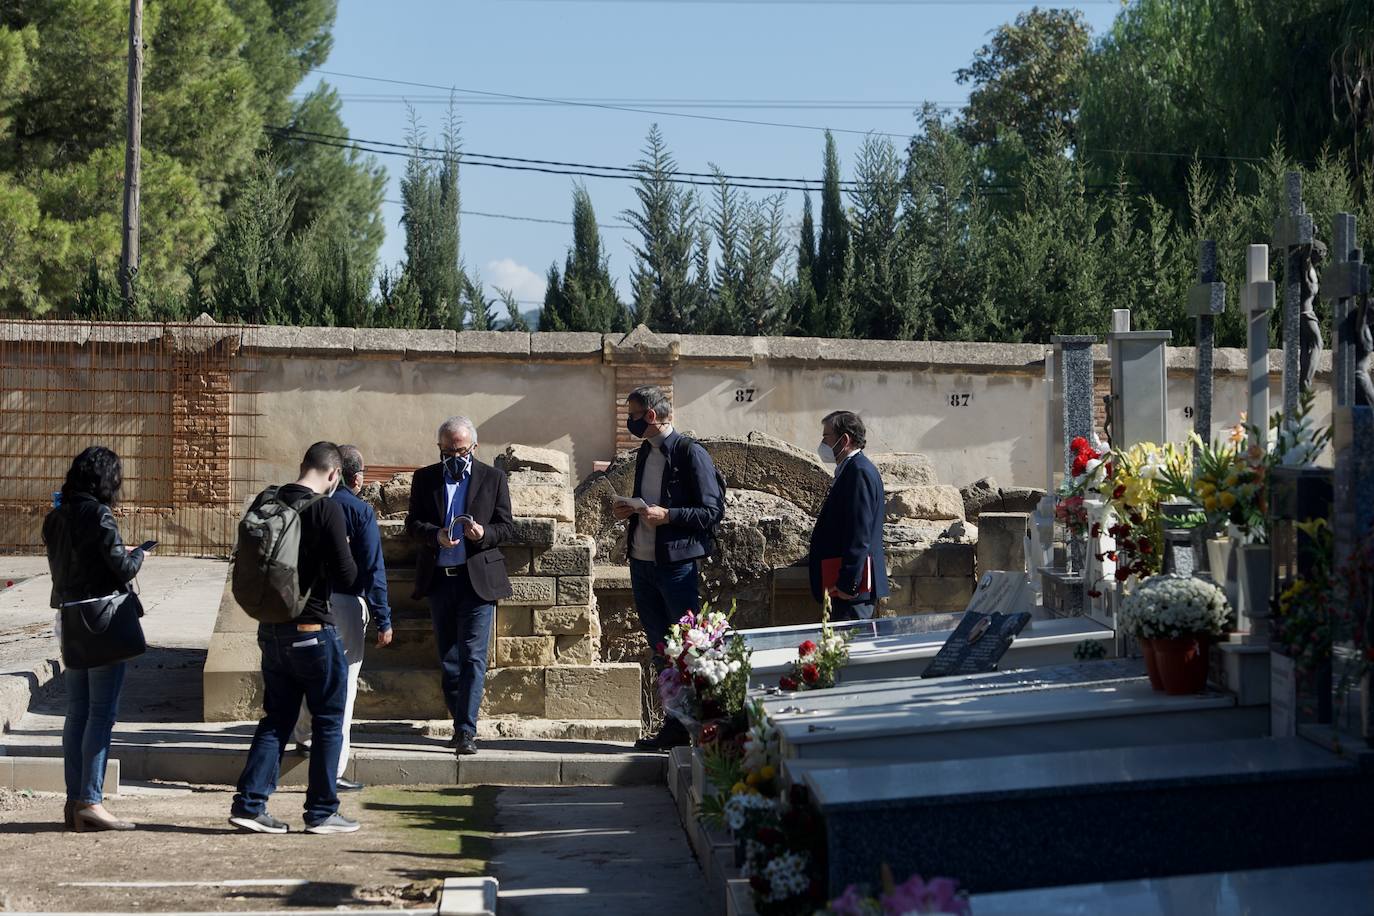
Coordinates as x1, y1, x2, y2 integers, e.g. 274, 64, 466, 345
42, 493, 144, 607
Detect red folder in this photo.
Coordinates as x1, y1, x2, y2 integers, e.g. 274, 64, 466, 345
821, 556, 873, 596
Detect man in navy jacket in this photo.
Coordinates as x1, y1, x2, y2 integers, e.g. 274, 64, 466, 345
612, 385, 725, 750
293, 444, 392, 789
808, 411, 889, 621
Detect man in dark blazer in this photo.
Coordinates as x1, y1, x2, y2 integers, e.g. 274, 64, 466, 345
405, 416, 515, 757
612, 385, 725, 751
808, 410, 889, 621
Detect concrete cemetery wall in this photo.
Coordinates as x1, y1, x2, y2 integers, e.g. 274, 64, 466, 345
244, 326, 1330, 491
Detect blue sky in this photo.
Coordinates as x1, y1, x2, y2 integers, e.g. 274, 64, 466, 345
301, 0, 1123, 317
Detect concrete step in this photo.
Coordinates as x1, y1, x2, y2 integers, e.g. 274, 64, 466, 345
0, 754, 118, 794
0, 718, 664, 789
806, 736, 1374, 896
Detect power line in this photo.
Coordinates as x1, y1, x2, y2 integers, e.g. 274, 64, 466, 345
305, 93, 961, 111
274, 125, 867, 187
382, 200, 633, 231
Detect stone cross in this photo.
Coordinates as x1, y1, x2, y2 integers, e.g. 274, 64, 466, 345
1187, 239, 1226, 450
1322, 213, 1371, 408
1241, 245, 1276, 445
1272, 171, 1314, 421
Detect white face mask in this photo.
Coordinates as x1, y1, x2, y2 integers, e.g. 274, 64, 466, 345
817, 441, 838, 464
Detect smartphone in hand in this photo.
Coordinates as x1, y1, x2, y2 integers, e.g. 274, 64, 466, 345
138, 540, 158, 552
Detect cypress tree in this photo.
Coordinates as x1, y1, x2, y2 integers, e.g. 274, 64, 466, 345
561, 185, 628, 331
793, 194, 820, 334
623, 125, 700, 333
814, 131, 851, 327
539, 263, 566, 331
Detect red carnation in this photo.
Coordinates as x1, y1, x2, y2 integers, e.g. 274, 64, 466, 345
1072, 454, 1089, 476
1140, 541, 1154, 555
779, 675, 799, 690
1113, 485, 1127, 500
1088, 590, 1102, 599
1070, 436, 1089, 452
801, 663, 820, 684
1115, 567, 1132, 582
798, 639, 818, 656
700, 722, 720, 745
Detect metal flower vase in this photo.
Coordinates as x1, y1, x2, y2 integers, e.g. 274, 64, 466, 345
1236, 543, 1273, 641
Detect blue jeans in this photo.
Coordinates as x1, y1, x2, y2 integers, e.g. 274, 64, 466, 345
429, 567, 495, 738
63, 663, 126, 803
233, 624, 347, 825
629, 558, 701, 668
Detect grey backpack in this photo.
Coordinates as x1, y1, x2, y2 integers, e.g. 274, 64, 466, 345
231, 486, 325, 623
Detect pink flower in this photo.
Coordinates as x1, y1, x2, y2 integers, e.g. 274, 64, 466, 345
827, 885, 870, 916
882, 874, 969, 916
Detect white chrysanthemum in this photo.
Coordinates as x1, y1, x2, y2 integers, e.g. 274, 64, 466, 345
1120, 573, 1231, 639
763, 851, 811, 901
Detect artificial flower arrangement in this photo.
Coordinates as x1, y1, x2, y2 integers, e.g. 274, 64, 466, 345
1103, 440, 1193, 585
1195, 427, 1269, 542
1271, 389, 1333, 469
658, 600, 752, 733
1272, 518, 1334, 676
738, 783, 830, 915
823, 865, 971, 916
698, 698, 781, 829
1117, 573, 1232, 640
778, 597, 851, 691
1054, 435, 1109, 538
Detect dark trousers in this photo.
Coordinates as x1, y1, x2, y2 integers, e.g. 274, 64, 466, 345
233, 623, 347, 824
830, 597, 876, 622
428, 566, 495, 738
629, 558, 701, 668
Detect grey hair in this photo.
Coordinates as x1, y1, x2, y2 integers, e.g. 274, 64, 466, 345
627, 385, 673, 420
437, 416, 478, 444
338, 444, 364, 483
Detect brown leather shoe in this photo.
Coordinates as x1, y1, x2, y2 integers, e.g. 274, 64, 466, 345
72, 804, 135, 832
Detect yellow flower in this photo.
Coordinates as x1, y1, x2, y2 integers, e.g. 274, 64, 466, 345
759, 765, 776, 781
746, 771, 760, 787
1223, 474, 1239, 489
1203, 496, 1218, 512
1219, 492, 1237, 510
731, 781, 749, 796
1198, 481, 1215, 496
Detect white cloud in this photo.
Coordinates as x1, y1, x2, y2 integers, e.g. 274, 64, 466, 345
483, 258, 545, 307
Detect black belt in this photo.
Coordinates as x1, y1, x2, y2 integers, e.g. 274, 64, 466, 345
439, 566, 467, 577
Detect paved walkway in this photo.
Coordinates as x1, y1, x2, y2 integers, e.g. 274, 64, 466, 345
490, 785, 705, 916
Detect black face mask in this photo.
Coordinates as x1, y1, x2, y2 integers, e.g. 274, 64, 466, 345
626, 415, 650, 439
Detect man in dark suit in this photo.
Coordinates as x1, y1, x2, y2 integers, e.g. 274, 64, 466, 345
405, 416, 515, 757
612, 385, 724, 751
808, 410, 889, 621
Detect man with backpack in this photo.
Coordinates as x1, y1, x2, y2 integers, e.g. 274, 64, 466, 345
229, 441, 360, 835
612, 386, 725, 751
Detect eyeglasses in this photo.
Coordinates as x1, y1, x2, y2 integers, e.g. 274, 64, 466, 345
439, 445, 473, 458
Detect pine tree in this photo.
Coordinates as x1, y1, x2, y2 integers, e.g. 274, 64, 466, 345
814, 131, 851, 332
849, 135, 916, 339
539, 263, 566, 331
623, 125, 700, 332
560, 184, 628, 331
465, 272, 498, 331
793, 194, 820, 334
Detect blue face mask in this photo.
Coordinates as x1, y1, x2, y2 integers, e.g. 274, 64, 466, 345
442, 452, 471, 480
626, 414, 650, 439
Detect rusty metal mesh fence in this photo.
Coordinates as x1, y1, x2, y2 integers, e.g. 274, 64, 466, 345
0, 320, 261, 556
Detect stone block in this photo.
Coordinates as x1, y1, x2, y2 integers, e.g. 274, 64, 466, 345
935, 542, 976, 577
886, 486, 965, 522
457, 756, 562, 787
533, 606, 596, 635
555, 633, 599, 665
977, 512, 1029, 574
507, 469, 570, 489
496, 606, 535, 636
495, 444, 571, 477
511, 485, 575, 522
505, 517, 556, 546
544, 664, 642, 720
533, 544, 594, 576
504, 576, 555, 606
558, 576, 592, 606
501, 546, 533, 576
871, 452, 939, 488
12, 756, 118, 794
909, 576, 976, 612
481, 666, 547, 717
496, 636, 556, 667
888, 545, 939, 578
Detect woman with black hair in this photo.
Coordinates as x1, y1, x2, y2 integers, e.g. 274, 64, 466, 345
42, 446, 148, 832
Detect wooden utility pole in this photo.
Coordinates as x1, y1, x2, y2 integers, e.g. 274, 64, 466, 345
119, 0, 143, 304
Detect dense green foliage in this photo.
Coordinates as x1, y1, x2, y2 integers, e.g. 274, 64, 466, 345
5, 0, 1374, 343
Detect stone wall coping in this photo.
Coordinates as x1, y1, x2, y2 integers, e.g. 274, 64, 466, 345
2, 320, 1330, 377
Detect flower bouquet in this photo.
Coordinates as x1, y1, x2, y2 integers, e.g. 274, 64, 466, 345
1272, 519, 1334, 677
739, 783, 830, 915
1194, 425, 1269, 542
658, 601, 752, 735
824, 866, 971, 916
778, 598, 850, 691
1055, 436, 1108, 539
1119, 573, 1231, 694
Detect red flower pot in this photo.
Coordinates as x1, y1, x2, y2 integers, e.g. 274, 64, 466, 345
1138, 637, 1163, 691
1153, 635, 1210, 695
